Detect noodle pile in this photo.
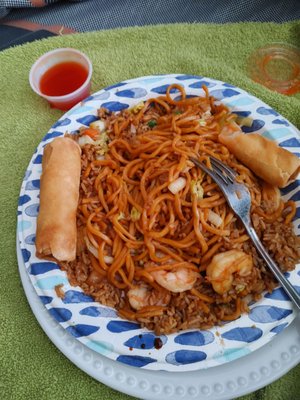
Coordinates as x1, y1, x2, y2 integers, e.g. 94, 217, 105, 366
61, 84, 299, 334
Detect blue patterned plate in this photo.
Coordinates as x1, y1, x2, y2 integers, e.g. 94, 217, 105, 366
17, 74, 300, 372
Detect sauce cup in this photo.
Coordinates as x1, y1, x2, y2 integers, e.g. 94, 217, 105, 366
29, 48, 93, 111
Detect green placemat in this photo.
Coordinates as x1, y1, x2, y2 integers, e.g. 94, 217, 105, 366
0, 21, 299, 400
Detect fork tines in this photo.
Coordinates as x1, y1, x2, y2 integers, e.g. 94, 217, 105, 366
209, 156, 237, 184
190, 156, 237, 186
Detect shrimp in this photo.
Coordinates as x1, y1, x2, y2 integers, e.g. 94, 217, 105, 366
206, 250, 253, 295
150, 268, 199, 293
128, 285, 170, 310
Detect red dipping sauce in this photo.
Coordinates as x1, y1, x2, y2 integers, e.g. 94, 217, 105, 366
40, 61, 88, 97
29, 48, 93, 111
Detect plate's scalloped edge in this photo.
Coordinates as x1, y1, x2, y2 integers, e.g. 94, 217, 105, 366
17, 74, 300, 373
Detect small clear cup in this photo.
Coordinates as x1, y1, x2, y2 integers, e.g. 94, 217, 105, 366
29, 48, 93, 110
247, 43, 300, 95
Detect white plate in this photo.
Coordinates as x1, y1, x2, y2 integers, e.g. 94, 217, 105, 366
17, 237, 300, 400
17, 74, 300, 372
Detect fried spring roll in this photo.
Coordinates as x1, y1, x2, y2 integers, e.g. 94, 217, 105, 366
219, 122, 300, 188
36, 137, 81, 261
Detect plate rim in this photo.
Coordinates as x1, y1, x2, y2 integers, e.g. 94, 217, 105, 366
18, 73, 300, 373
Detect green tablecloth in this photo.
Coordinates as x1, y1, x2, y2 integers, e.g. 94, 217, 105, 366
0, 21, 299, 400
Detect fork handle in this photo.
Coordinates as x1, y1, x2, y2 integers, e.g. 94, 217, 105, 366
244, 226, 300, 311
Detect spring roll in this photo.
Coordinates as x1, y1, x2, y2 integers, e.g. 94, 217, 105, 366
36, 137, 81, 261
219, 122, 300, 188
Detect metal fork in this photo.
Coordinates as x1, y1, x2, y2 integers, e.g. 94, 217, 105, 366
190, 155, 300, 310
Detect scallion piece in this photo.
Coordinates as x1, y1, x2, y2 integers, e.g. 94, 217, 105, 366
147, 120, 157, 128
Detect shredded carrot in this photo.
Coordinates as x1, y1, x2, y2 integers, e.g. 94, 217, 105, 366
83, 128, 99, 138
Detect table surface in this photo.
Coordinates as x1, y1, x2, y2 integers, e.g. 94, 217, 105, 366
0, 0, 300, 50
0, 7, 299, 400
